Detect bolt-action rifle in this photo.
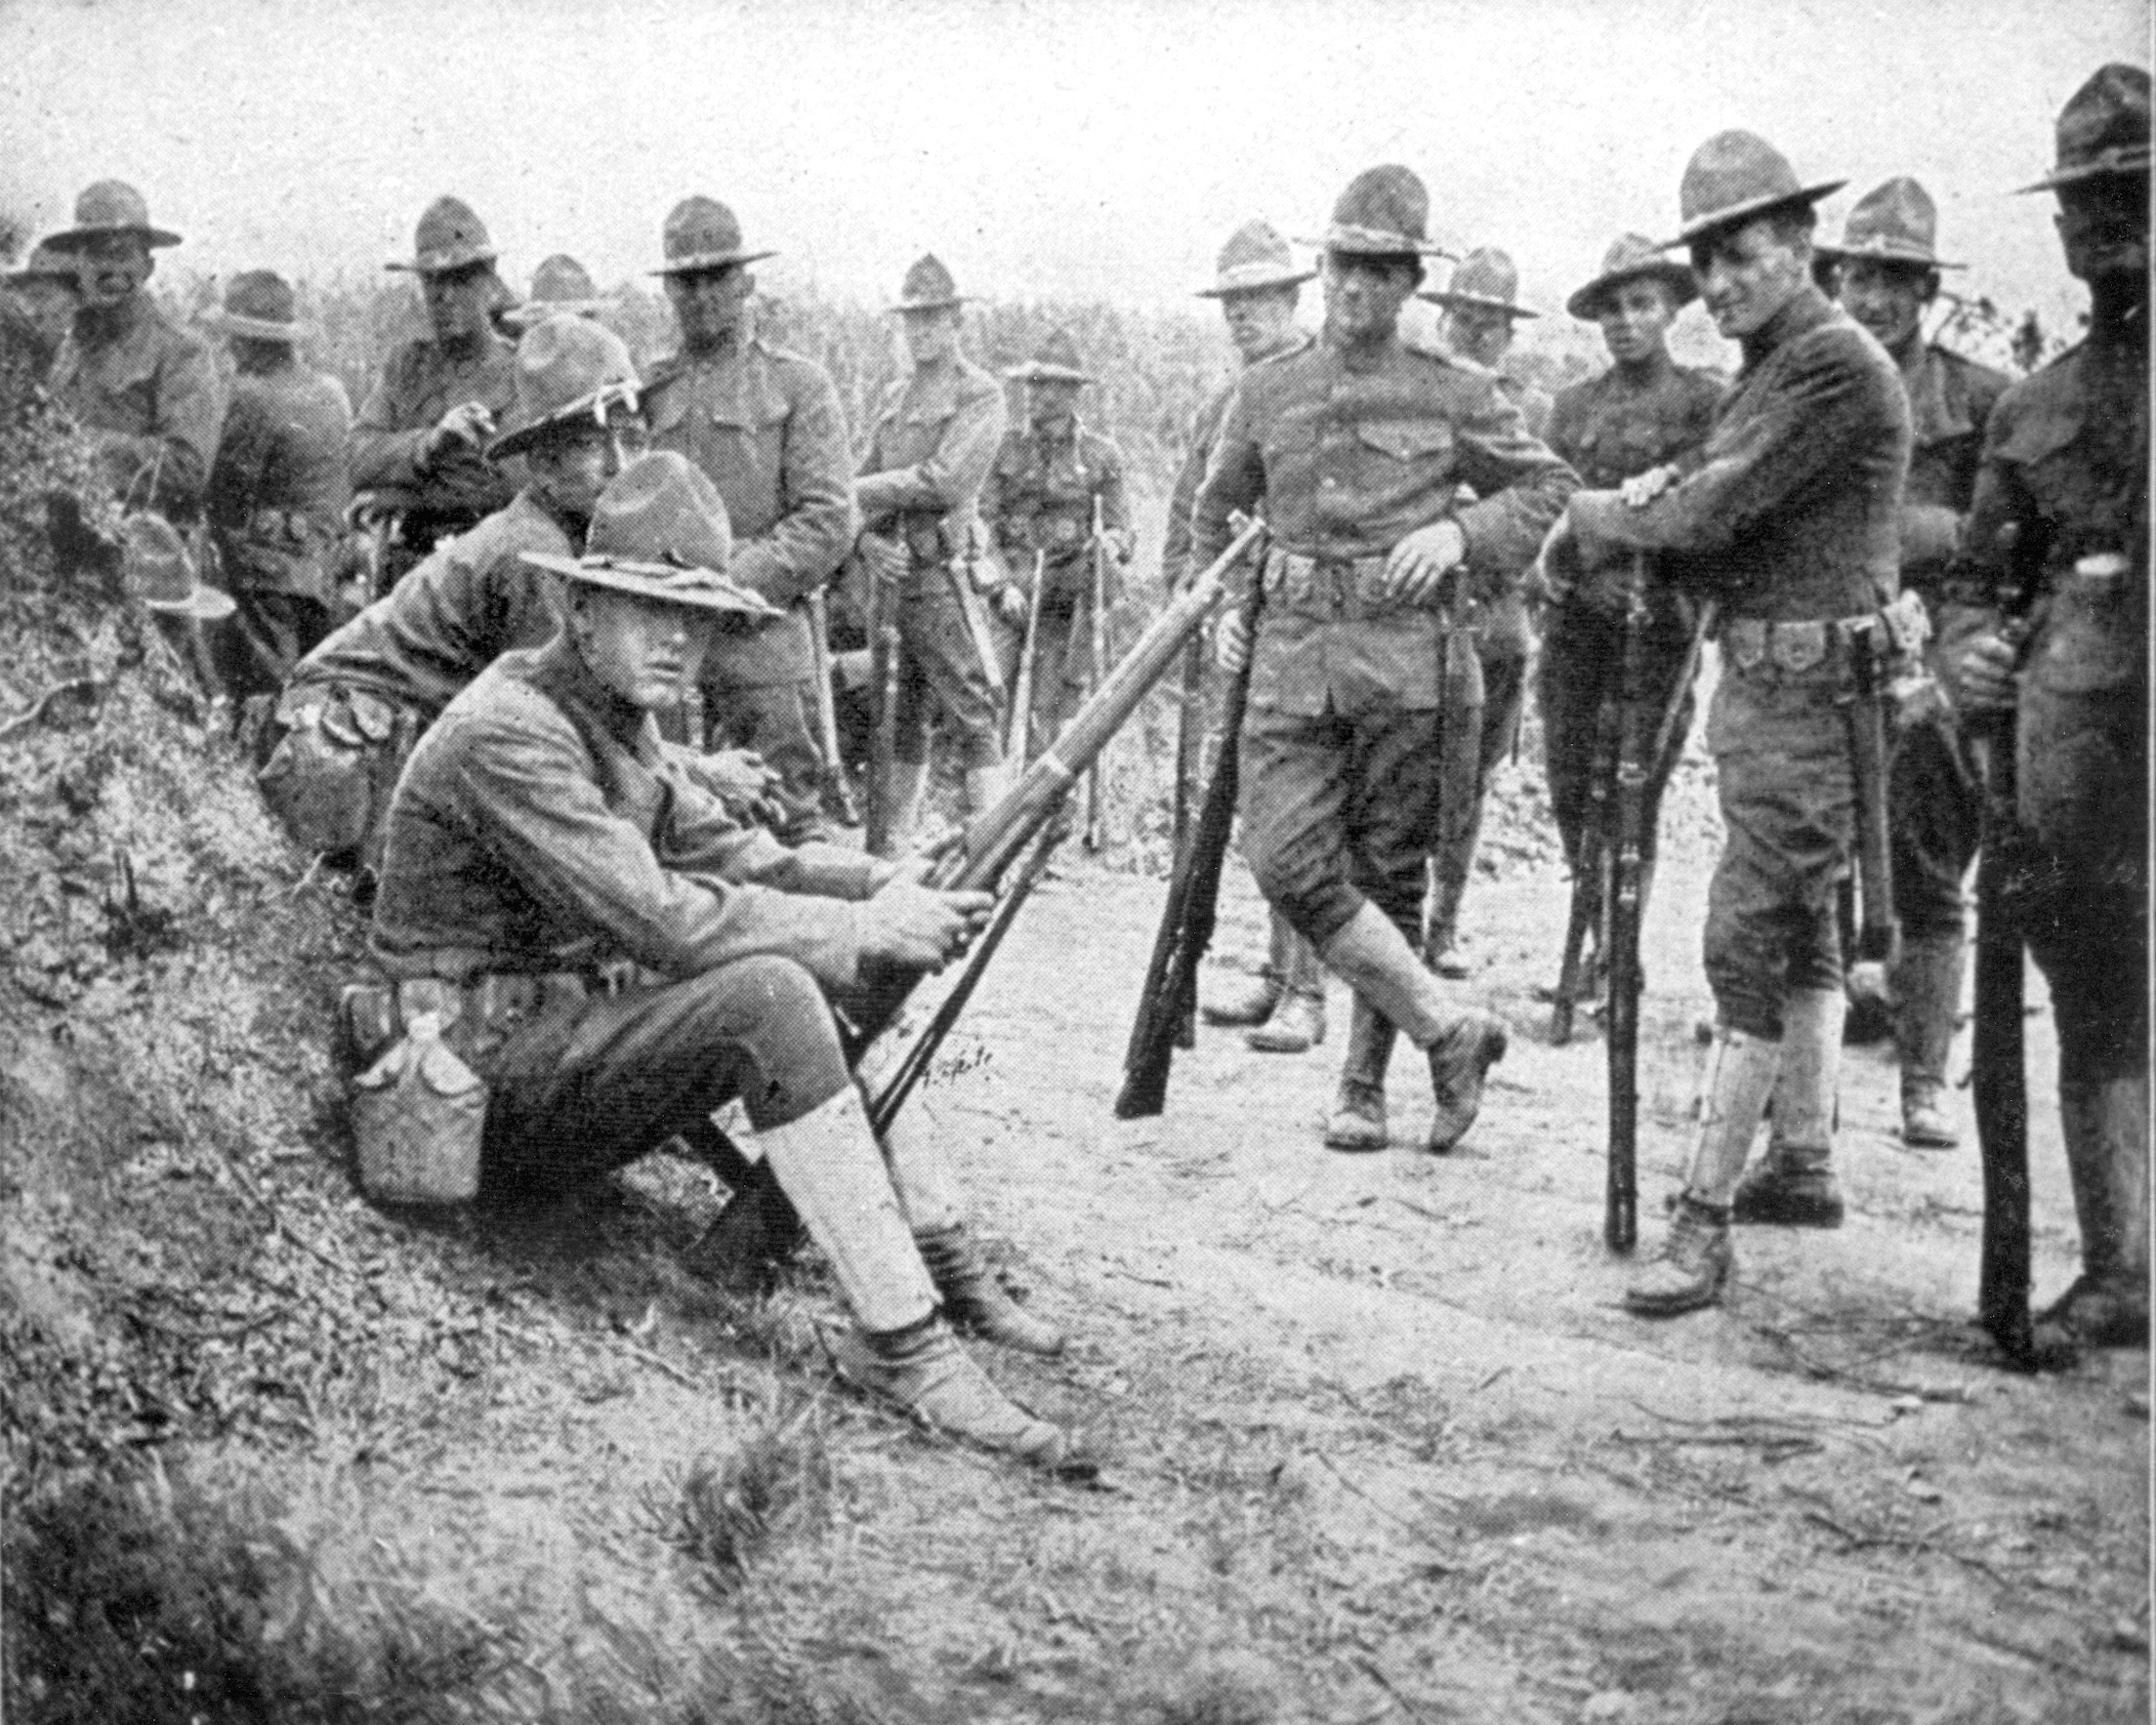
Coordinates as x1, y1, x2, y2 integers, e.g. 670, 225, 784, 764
1006, 549, 1049, 761
1084, 496, 1110, 850
863, 541, 904, 856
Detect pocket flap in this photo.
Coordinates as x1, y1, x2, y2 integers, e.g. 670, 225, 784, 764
1355, 420, 1454, 462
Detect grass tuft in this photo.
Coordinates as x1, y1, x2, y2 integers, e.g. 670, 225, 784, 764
651, 1386, 833, 1595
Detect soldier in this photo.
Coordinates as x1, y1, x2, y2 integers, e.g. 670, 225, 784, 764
1537, 234, 1723, 1000
1172, 222, 1330, 1056
1417, 247, 1551, 976
1547, 131, 1915, 1314
983, 327, 1134, 758
351, 197, 518, 590
500, 255, 612, 333
1818, 179, 2011, 1151
202, 270, 353, 702
855, 255, 1011, 848
46, 181, 223, 523
3, 243, 83, 374
1947, 64, 2149, 1351
366, 451, 1069, 1464
1191, 166, 1572, 1156
644, 197, 856, 842
264, 317, 643, 873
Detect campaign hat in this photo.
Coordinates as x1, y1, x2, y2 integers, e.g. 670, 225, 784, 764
523, 452, 777, 617
1816, 178, 1963, 270
501, 255, 610, 330
4, 242, 81, 288
1303, 165, 1450, 257
49, 181, 182, 250
1665, 131, 1845, 247
1420, 246, 1541, 318
650, 197, 776, 276
487, 315, 642, 460
126, 513, 234, 622
202, 269, 311, 343
1195, 220, 1315, 297
888, 254, 971, 312
2020, 63, 2151, 192
1005, 326, 1093, 385
387, 196, 498, 275
1565, 232, 1700, 319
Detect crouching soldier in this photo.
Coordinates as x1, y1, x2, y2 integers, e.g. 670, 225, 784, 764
366, 451, 1071, 1464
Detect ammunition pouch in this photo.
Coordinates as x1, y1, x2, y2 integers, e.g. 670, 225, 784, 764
351, 1007, 486, 1207
258, 687, 418, 865
1721, 592, 1930, 690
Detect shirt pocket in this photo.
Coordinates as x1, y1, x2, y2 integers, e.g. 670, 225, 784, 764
1353, 418, 1455, 469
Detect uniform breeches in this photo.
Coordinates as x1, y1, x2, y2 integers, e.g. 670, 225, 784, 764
1239, 702, 1444, 950
1886, 704, 1980, 937
703, 677, 830, 842
894, 582, 1003, 767
1703, 669, 1857, 1040
214, 592, 334, 702
1538, 598, 1696, 876
475, 956, 851, 1194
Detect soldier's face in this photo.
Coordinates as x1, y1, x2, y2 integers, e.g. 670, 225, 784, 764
2055, 176, 2149, 291
422, 266, 495, 348
1221, 286, 1299, 363
1598, 279, 1678, 365
1690, 220, 1810, 340
1026, 379, 1082, 431
1442, 306, 1514, 368
1321, 255, 1419, 346
570, 586, 720, 711
666, 265, 753, 350
901, 307, 960, 367
1838, 260, 1932, 354
75, 232, 151, 310
529, 410, 647, 522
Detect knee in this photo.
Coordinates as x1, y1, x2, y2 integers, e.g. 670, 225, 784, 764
692, 956, 851, 1126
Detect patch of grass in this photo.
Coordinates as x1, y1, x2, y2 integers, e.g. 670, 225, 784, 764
650, 1386, 833, 1596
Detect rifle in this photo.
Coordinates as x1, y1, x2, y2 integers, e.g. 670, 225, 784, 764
844, 517, 1268, 1083
1115, 516, 1265, 1120
1550, 663, 1622, 1047
1844, 625, 1902, 985
1601, 554, 1657, 1253
805, 586, 859, 828
1084, 496, 1109, 850
1006, 549, 1049, 761
864, 544, 904, 856
1169, 627, 1208, 1050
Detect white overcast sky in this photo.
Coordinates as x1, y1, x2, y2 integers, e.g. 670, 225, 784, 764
3, 0, 2147, 332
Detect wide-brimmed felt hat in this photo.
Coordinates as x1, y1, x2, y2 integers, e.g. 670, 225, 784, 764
888, 253, 972, 312
1566, 232, 1700, 319
1005, 326, 1093, 385
650, 197, 776, 276
501, 255, 609, 330
523, 452, 776, 617
2021, 62, 2151, 192
1196, 220, 1315, 298
1664, 131, 1845, 247
5, 242, 81, 288
487, 315, 642, 460
202, 269, 311, 342
1420, 246, 1541, 318
126, 513, 234, 622
48, 181, 182, 250
1302, 165, 1450, 258
387, 196, 498, 275
1814, 178, 1963, 271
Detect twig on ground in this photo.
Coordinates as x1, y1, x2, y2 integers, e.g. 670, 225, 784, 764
201, 1129, 359, 1280
1308, 1450, 1464, 1574
0, 676, 100, 742
1802, 1509, 2013, 1586
1358, 1657, 1442, 1725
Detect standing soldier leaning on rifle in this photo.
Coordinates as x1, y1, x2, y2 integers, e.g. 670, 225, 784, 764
1546, 130, 1916, 1315
1192, 166, 1573, 1158
983, 327, 1134, 763
854, 255, 1010, 850
1171, 221, 1328, 1057
644, 197, 857, 842
1536, 234, 1723, 1006
1817, 179, 2011, 1153
1418, 248, 1551, 977
352, 197, 518, 592
203, 270, 352, 706
1945, 63, 2149, 1353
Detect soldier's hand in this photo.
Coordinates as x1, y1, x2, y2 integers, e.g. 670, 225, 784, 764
1532, 515, 1579, 606
1898, 504, 1962, 570
857, 530, 907, 584
1101, 527, 1136, 565
1619, 465, 1679, 509
1952, 629, 2020, 712
421, 400, 497, 468
858, 877, 996, 971
995, 583, 1028, 627
1216, 608, 1251, 675
1384, 519, 1467, 605
683, 747, 781, 811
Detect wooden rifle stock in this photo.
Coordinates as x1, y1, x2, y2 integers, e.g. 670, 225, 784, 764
1600, 554, 1658, 1253
1084, 497, 1109, 850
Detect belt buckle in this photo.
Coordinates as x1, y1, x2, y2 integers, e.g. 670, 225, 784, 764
1728, 620, 1767, 672
1770, 621, 1827, 675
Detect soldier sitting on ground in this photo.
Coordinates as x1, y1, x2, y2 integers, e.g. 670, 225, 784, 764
363, 449, 1071, 1465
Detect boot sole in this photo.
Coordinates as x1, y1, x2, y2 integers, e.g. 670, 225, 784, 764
1246, 1029, 1323, 1053
1624, 1260, 1733, 1318
1324, 1123, 1388, 1152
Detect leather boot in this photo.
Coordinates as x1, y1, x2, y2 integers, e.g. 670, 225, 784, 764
1624, 1193, 1735, 1317
1325, 996, 1397, 1152
1892, 932, 1965, 1150
827, 1316, 1066, 1466
1423, 869, 1471, 979
1321, 902, 1507, 1153
1204, 910, 1287, 1027
1732, 990, 1846, 1227
1247, 929, 1326, 1052
2036, 1073, 2151, 1350
914, 1223, 1065, 1355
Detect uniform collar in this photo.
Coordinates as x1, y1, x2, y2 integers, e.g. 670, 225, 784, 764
73, 290, 152, 348
528, 632, 656, 751
1740, 282, 1836, 367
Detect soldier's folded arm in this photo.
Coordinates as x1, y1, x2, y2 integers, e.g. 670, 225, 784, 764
1568, 326, 1897, 567
852, 377, 1006, 517
1448, 377, 1580, 578
656, 761, 887, 900
725, 367, 859, 606
448, 712, 870, 990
